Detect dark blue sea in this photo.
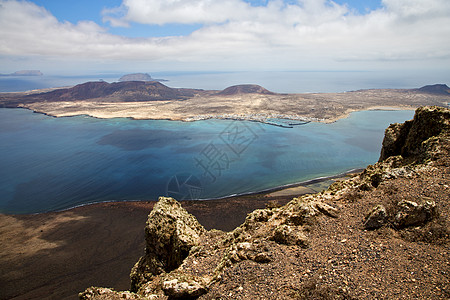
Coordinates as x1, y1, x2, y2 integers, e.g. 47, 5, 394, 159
0, 108, 414, 214
1, 70, 448, 93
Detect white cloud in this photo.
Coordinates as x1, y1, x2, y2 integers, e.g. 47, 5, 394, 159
103, 0, 251, 25
102, 0, 349, 27
0, 0, 449, 72
382, 0, 450, 18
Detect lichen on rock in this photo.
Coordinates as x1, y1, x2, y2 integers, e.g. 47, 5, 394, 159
379, 106, 450, 162
364, 204, 387, 229
130, 197, 206, 292
394, 198, 437, 228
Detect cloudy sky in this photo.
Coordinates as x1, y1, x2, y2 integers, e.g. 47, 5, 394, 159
0, 0, 449, 75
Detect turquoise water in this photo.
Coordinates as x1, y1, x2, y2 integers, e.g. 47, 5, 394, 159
0, 108, 414, 214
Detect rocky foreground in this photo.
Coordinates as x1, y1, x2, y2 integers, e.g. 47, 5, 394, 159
79, 106, 449, 299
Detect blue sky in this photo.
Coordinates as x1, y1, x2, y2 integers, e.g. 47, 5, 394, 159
0, 0, 449, 74
29, 0, 383, 37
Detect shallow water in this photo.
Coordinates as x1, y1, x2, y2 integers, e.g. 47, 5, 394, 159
0, 108, 414, 214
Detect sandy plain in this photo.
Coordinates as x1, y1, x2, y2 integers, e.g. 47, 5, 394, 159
20, 89, 449, 123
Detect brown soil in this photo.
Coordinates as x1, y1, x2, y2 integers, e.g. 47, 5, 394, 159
203, 168, 449, 299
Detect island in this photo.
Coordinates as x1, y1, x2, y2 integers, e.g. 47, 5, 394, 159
119, 73, 168, 82
0, 81, 449, 124
0, 70, 43, 76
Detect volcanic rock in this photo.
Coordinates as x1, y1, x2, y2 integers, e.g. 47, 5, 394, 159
364, 204, 387, 229
394, 199, 437, 228
130, 197, 206, 292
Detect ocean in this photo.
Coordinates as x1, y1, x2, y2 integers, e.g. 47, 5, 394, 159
0, 108, 414, 214
0, 70, 448, 93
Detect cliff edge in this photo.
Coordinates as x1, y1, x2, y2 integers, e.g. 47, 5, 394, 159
80, 106, 449, 300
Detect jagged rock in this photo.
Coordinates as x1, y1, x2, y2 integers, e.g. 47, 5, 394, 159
130, 197, 206, 292
394, 199, 437, 228
379, 106, 450, 161
162, 274, 207, 299
246, 209, 273, 223
281, 198, 320, 225
228, 241, 272, 263
79, 287, 141, 300
272, 224, 308, 247
364, 205, 387, 229
379, 122, 411, 161
315, 202, 339, 218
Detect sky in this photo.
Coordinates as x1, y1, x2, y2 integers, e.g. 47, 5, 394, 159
0, 0, 449, 75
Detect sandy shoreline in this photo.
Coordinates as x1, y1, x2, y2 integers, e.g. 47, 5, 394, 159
21, 103, 416, 125
5, 167, 362, 216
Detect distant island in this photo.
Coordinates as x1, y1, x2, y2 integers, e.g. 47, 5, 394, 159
0, 70, 43, 76
0, 81, 449, 124
119, 73, 167, 82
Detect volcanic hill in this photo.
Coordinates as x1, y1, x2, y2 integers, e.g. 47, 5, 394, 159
1, 81, 205, 105
417, 84, 450, 95
217, 84, 276, 95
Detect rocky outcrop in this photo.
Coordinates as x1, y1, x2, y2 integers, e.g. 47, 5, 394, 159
379, 106, 450, 161
80, 195, 340, 299
80, 106, 449, 300
130, 197, 206, 292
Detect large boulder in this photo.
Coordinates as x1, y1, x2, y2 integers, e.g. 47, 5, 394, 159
130, 197, 206, 292
364, 205, 387, 230
394, 199, 437, 228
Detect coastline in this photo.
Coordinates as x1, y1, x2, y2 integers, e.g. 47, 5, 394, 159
321, 105, 417, 124
17, 104, 416, 126
3, 167, 363, 216
9, 86, 446, 125
194, 167, 364, 201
